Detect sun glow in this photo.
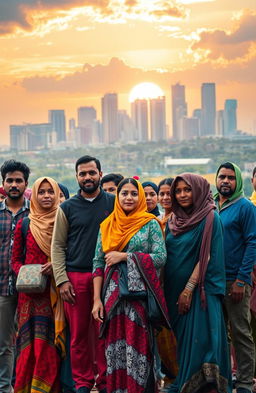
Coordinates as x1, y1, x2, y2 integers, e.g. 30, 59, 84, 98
129, 82, 164, 102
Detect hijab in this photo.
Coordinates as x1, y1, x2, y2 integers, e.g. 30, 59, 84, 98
214, 162, 244, 204
29, 177, 60, 257
169, 173, 216, 308
101, 179, 158, 253
142, 181, 160, 217
58, 183, 70, 200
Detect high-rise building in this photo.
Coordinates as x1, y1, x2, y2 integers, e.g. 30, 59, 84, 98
171, 83, 187, 140
201, 83, 216, 136
10, 123, 55, 151
118, 110, 137, 142
101, 93, 118, 144
216, 110, 224, 136
193, 109, 202, 135
131, 99, 149, 141
77, 106, 97, 145
182, 117, 200, 140
48, 110, 66, 142
224, 99, 237, 136
150, 97, 166, 141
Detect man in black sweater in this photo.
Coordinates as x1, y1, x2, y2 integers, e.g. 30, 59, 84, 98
52, 155, 115, 393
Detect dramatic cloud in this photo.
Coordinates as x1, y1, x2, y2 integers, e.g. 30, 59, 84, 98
0, 0, 185, 35
192, 11, 256, 60
21, 55, 256, 96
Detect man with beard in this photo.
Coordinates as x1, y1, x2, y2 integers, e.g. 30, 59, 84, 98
215, 162, 256, 393
51, 155, 114, 393
0, 159, 30, 393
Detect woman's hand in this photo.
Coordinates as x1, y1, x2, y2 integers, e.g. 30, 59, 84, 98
92, 299, 104, 323
177, 289, 193, 315
105, 251, 127, 267
41, 262, 53, 276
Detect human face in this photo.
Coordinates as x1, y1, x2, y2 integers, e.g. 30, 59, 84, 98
174, 180, 193, 210
76, 161, 102, 196
59, 191, 66, 204
102, 181, 117, 195
118, 183, 139, 214
144, 186, 158, 213
251, 172, 256, 192
37, 181, 56, 210
216, 168, 236, 197
0, 194, 6, 202
158, 184, 171, 212
3, 171, 27, 200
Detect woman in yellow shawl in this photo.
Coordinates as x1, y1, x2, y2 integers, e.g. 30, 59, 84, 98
12, 177, 61, 393
92, 178, 169, 393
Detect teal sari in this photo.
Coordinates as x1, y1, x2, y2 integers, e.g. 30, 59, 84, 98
164, 211, 232, 393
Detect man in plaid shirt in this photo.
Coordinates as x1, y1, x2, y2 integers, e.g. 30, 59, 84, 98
0, 160, 30, 393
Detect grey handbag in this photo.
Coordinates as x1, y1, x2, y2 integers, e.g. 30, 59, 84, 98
16, 264, 47, 293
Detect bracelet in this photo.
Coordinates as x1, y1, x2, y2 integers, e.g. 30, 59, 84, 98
185, 281, 196, 291
236, 281, 245, 287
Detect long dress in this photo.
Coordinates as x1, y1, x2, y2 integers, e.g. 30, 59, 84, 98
93, 219, 168, 393
164, 211, 231, 393
12, 219, 60, 393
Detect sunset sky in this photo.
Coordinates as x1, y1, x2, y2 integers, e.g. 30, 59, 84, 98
0, 0, 256, 145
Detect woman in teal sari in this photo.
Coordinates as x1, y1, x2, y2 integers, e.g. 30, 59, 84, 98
164, 173, 231, 393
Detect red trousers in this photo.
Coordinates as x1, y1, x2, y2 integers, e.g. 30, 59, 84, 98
64, 272, 106, 390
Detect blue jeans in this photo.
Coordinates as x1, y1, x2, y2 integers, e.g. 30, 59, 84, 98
0, 295, 17, 393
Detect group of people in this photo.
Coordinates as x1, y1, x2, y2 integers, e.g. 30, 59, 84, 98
0, 156, 256, 393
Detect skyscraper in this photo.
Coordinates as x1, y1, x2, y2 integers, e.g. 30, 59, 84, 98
10, 123, 55, 151
224, 99, 237, 136
150, 97, 166, 141
216, 110, 224, 136
131, 99, 148, 141
77, 106, 97, 145
48, 110, 66, 142
171, 83, 187, 140
101, 93, 118, 144
201, 83, 216, 136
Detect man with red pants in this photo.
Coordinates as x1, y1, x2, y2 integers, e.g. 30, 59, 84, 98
51, 155, 115, 393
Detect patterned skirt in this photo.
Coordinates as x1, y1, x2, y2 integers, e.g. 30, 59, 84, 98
105, 299, 155, 393
14, 287, 60, 393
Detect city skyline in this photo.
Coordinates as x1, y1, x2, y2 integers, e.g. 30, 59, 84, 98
1, 0, 256, 145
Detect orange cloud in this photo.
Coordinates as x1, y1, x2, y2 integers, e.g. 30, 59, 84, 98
192, 10, 256, 60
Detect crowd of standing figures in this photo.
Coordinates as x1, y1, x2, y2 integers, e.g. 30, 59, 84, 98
0, 156, 256, 393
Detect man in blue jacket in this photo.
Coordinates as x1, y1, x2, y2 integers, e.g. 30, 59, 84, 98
215, 162, 256, 393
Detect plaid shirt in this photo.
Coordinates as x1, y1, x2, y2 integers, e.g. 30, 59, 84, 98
0, 198, 30, 296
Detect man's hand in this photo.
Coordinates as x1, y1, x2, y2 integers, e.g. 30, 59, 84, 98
229, 280, 245, 303
59, 281, 76, 304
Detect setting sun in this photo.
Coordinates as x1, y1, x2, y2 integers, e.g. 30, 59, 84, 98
129, 82, 164, 102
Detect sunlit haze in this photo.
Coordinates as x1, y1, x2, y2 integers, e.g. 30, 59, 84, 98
129, 83, 164, 102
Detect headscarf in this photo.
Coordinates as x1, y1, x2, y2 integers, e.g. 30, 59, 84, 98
58, 183, 70, 200
142, 181, 160, 217
29, 177, 60, 257
214, 162, 244, 203
0, 187, 7, 197
169, 173, 216, 309
101, 179, 158, 253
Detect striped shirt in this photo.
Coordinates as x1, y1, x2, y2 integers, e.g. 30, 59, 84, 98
0, 198, 30, 296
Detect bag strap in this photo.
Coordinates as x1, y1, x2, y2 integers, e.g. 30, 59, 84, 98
21, 217, 30, 259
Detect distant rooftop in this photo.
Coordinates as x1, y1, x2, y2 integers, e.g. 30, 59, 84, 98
164, 158, 211, 167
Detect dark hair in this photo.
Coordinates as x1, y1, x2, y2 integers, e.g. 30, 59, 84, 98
1, 160, 30, 182
117, 178, 139, 195
217, 162, 235, 175
158, 178, 174, 194
58, 183, 70, 200
75, 155, 101, 172
101, 173, 124, 187
252, 167, 256, 177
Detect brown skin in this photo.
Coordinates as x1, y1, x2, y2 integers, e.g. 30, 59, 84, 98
92, 183, 139, 323
102, 181, 118, 195
251, 171, 256, 192
144, 186, 158, 213
2, 170, 28, 214
158, 184, 172, 216
216, 168, 245, 302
